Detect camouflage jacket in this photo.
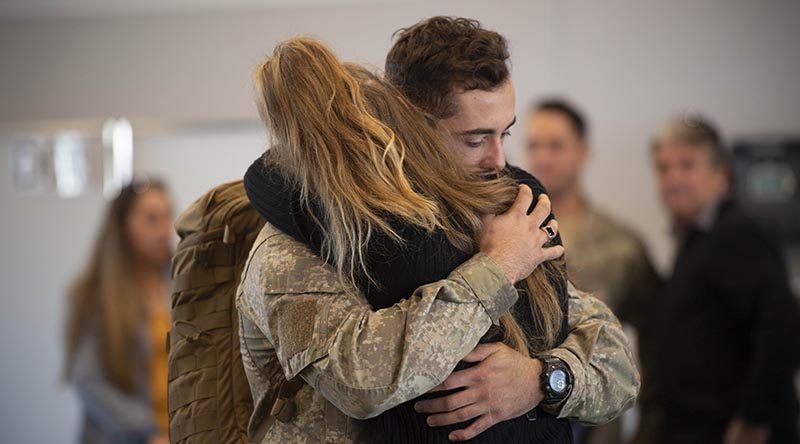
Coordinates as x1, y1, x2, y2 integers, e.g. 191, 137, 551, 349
236, 223, 640, 443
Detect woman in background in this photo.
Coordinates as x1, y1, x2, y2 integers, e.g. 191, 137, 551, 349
64, 179, 173, 444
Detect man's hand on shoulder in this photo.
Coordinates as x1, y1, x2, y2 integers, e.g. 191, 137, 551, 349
414, 342, 545, 442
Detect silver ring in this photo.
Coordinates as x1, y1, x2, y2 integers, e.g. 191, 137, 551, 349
541, 225, 557, 240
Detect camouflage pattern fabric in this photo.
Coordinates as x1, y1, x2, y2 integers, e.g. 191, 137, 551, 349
237, 223, 639, 443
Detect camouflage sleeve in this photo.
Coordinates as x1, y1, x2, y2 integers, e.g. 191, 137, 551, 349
539, 282, 641, 425
236, 224, 518, 420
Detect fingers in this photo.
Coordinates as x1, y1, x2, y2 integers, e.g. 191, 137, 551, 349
448, 414, 498, 442
544, 219, 559, 235
540, 245, 565, 262
426, 402, 485, 427
509, 184, 534, 215
427, 370, 470, 393
528, 194, 552, 229
461, 343, 501, 363
414, 388, 479, 414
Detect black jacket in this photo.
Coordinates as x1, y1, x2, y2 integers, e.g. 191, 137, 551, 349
647, 199, 799, 441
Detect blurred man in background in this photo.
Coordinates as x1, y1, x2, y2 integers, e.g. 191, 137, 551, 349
524, 99, 660, 319
640, 115, 799, 444
524, 99, 659, 443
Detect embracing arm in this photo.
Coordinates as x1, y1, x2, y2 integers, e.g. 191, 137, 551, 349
236, 225, 518, 419
539, 282, 641, 425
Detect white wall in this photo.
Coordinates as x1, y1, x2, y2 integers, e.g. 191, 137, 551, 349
1, 1, 799, 442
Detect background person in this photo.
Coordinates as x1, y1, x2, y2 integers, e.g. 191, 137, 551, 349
64, 179, 173, 444
639, 115, 800, 444
524, 98, 660, 443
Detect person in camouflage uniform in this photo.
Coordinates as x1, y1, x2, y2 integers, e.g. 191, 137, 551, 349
524, 100, 660, 444
237, 18, 640, 443
237, 225, 637, 443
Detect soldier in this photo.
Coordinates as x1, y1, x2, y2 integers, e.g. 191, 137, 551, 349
239, 18, 640, 443
524, 99, 660, 444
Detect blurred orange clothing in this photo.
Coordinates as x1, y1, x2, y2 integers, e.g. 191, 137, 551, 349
149, 307, 170, 433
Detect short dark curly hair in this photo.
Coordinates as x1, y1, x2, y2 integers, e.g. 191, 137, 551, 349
385, 16, 510, 119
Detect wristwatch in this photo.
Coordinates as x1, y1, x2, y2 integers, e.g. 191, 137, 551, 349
537, 355, 573, 405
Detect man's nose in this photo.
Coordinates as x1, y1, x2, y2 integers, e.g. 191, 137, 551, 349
480, 138, 506, 171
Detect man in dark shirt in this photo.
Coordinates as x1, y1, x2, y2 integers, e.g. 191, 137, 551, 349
639, 115, 800, 444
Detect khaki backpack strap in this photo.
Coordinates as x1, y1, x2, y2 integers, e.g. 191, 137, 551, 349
270, 377, 305, 423
168, 380, 217, 414
172, 296, 228, 321
172, 266, 236, 293
251, 377, 306, 443
170, 413, 218, 442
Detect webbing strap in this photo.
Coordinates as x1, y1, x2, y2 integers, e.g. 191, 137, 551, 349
172, 297, 228, 322
170, 311, 231, 344
251, 377, 307, 442
172, 267, 235, 293
170, 413, 218, 442
194, 243, 235, 267
168, 380, 217, 414
169, 349, 217, 382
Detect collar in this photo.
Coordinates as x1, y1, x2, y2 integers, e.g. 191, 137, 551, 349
694, 197, 724, 232
671, 196, 727, 239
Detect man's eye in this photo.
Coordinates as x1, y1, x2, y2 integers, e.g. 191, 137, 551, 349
501, 130, 511, 138
466, 139, 484, 148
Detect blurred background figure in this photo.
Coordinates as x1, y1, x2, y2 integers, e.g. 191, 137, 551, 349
63, 179, 173, 444
524, 99, 660, 319
524, 98, 660, 443
638, 116, 800, 444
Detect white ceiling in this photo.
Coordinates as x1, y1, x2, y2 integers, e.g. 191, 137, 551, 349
0, 0, 400, 20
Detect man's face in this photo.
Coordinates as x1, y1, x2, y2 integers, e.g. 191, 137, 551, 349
438, 79, 516, 175
654, 143, 728, 223
524, 110, 587, 197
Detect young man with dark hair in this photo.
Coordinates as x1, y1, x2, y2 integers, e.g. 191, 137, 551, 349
386, 17, 515, 174
386, 17, 638, 441
240, 17, 638, 443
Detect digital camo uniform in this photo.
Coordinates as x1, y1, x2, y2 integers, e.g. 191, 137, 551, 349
236, 223, 640, 443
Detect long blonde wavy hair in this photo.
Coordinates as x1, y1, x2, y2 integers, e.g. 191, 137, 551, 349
254, 37, 565, 354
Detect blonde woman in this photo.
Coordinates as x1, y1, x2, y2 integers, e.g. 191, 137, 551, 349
237, 37, 589, 443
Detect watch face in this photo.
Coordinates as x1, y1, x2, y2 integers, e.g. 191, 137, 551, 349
549, 369, 567, 393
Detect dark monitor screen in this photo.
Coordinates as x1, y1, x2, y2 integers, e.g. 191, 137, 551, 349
731, 139, 800, 241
